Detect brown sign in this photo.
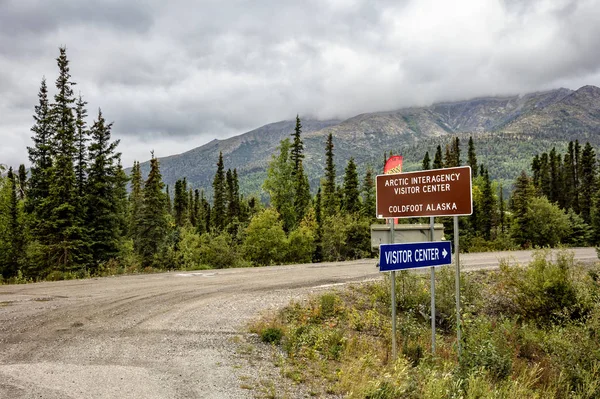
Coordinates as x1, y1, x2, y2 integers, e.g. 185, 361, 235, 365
376, 166, 473, 218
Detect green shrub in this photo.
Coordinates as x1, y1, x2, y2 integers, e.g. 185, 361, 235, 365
261, 327, 284, 345
492, 250, 581, 323
198, 232, 240, 268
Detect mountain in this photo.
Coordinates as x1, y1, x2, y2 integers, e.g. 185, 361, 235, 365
134, 85, 600, 198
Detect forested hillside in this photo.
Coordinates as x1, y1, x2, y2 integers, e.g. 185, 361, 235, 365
135, 85, 600, 199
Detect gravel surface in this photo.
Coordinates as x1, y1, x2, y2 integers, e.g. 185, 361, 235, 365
0, 248, 595, 398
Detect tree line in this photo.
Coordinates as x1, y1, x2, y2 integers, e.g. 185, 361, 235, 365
420, 137, 600, 251
0, 49, 378, 282
3, 49, 600, 283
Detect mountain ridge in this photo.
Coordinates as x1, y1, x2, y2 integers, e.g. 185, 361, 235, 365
133, 85, 600, 197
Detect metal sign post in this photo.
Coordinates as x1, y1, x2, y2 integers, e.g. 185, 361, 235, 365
454, 216, 462, 360
430, 216, 435, 355
390, 219, 397, 361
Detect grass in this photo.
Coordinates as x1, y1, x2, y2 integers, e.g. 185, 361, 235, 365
250, 249, 600, 398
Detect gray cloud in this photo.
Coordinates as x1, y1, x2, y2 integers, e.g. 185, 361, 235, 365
1, 0, 600, 168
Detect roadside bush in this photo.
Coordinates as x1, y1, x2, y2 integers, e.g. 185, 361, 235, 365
198, 232, 241, 268
243, 209, 286, 266
490, 250, 581, 323
286, 224, 315, 264
461, 317, 513, 381
261, 327, 284, 345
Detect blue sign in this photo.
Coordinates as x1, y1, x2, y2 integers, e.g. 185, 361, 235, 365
379, 241, 452, 272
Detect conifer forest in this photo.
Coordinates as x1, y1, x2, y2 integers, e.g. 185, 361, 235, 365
2, 48, 600, 283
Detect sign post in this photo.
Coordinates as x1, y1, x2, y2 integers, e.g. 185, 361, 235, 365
430, 216, 435, 354
376, 166, 472, 359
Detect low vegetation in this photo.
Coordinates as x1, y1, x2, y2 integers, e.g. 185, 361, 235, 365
250, 250, 600, 398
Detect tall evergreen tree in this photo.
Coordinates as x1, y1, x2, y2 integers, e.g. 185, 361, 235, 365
74, 94, 89, 217
549, 148, 561, 204
212, 152, 226, 231
452, 137, 461, 166
86, 109, 121, 269
4, 168, 21, 278
26, 77, 54, 246
499, 184, 505, 234
136, 153, 168, 266
113, 160, 129, 241
289, 116, 310, 225
422, 151, 431, 170
531, 154, 541, 188
361, 166, 376, 218
165, 185, 172, 215
174, 178, 189, 227
323, 133, 337, 216
46, 46, 85, 272
573, 140, 582, 213
479, 168, 495, 240
433, 145, 443, 169
313, 187, 323, 263
562, 150, 574, 211
191, 189, 200, 228
129, 161, 143, 239
17, 164, 27, 200
579, 142, 596, 224
510, 171, 536, 247
467, 136, 477, 177
290, 115, 304, 173
342, 158, 360, 213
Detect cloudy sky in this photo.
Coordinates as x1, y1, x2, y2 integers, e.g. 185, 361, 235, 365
1, 0, 600, 168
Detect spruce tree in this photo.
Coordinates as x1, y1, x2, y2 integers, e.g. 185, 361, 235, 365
361, 166, 376, 219
549, 148, 561, 204
433, 145, 443, 169
212, 152, 226, 231
17, 164, 27, 200
562, 149, 574, 211
313, 187, 323, 263
136, 153, 168, 266
453, 137, 461, 166
480, 168, 495, 240
531, 154, 541, 188
467, 136, 477, 177
26, 77, 54, 248
579, 143, 596, 224
323, 133, 337, 216
289, 116, 310, 225
510, 171, 535, 247
573, 140, 582, 213
129, 161, 143, 239
342, 158, 360, 213
165, 185, 172, 215
499, 184, 505, 234
4, 168, 20, 278
46, 46, 85, 272
422, 151, 431, 170
74, 94, 89, 217
174, 178, 189, 227
86, 109, 121, 269
290, 115, 304, 173
539, 152, 551, 198
191, 189, 200, 228
114, 160, 129, 240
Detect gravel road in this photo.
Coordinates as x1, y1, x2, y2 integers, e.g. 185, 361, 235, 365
0, 247, 596, 398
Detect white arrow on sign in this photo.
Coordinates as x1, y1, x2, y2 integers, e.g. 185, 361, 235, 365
442, 248, 448, 258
